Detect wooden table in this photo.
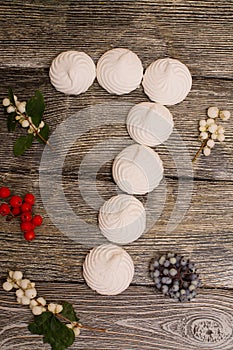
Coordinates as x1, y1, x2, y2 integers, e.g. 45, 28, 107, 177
0, 1, 232, 349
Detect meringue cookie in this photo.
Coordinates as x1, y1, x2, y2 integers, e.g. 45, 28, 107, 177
99, 194, 146, 244
97, 48, 143, 95
49, 50, 96, 95
126, 102, 174, 146
112, 144, 164, 195
83, 244, 134, 295
142, 58, 192, 105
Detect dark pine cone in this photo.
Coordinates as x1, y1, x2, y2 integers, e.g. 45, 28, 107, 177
149, 252, 201, 302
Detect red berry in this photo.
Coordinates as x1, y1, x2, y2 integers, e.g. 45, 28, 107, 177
24, 230, 35, 241
20, 221, 33, 232
24, 193, 35, 205
10, 195, 22, 208
32, 215, 43, 226
0, 203, 11, 216
21, 212, 32, 222
0, 187, 11, 198
21, 202, 32, 212
11, 207, 21, 216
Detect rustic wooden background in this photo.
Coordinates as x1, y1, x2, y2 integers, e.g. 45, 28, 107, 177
0, 1, 233, 349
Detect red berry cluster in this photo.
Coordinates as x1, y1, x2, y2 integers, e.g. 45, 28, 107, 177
0, 187, 43, 241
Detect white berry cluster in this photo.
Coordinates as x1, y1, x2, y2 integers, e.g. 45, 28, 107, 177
2, 96, 45, 135
2, 270, 81, 337
199, 107, 231, 157
66, 322, 81, 336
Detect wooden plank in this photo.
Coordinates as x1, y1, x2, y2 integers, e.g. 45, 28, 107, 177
0, 1, 232, 349
0, 284, 233, 349
0, 174, 232, 288
0, 69, 232, 181
0, 1, 232, 78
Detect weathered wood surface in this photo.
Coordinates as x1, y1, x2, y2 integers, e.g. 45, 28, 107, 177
0, 1, 233, 349
1, 285, 233, 350
1, 176, 233, 288
0, 72, 232, 180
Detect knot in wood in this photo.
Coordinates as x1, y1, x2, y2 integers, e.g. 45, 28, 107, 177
191, 319, 226, 343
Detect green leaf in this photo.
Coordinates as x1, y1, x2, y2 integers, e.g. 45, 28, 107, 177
36, 123, 49, 144
28, 311, 75, 350
13, 134, 34, 156
8, 87, 16, 106
60, 302, 79, 323
26, 90, 45, 127
28, 311, 53, 335
7, 113, 17, 131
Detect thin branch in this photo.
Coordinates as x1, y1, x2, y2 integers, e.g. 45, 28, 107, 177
192, 138, 208, 163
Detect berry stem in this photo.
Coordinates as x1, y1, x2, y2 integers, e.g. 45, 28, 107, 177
14, 105, 54, 151
6, 210, 16, 221
57, 313, 160, 344
192, 138, 208, 163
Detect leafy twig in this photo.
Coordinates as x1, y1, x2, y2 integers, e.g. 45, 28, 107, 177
2, 88, 51, 156
2, 270, 158, 350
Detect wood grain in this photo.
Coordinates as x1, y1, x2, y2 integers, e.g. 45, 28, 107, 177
0, 70, 232, 181
0, 1, 233, 79
0, 175, 232, 288
0, 284, 233, 350
0, 1, 232, 349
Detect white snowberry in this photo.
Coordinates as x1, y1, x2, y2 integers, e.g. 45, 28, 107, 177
32, 306, 44, 316
2, 281, 13, 291
2, 98, 10, 107
37, 297, 46, 306
207, 139, 215, 148
208, 124, 218, 134
217, 125, 225, 134
207, 106, 219, 119
20, 279, 31, 290
66, 324, 73, 329
15, 115, 21, 121
55, 304, 63, 314
206, 118, 215, 126
25, 288, 37, 299
28, 126, 34, 134
17, 297, 22, 304
199, 126, 206, 132
73, 327, 81, 336
21, 296, 31, 305
48, 303, 56, 313
199, 119, 206, 127
16, 289, 24, 298
17, 102, 26, 114
21, 120, 30, 128
200, 131, 208, 140
8, 271, 14, 278
30, 299, 38, 308
203, 147, 211, 156
13, 95, 18, 102
211, 132, 218, 140
220, 110, 231, 121
39, 121, 45, 129
12, 271, 23, 281
217, 134, 225, 142
7, 105, 15, 114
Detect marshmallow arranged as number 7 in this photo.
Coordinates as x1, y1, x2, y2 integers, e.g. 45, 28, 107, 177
112, 143, 164, 195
